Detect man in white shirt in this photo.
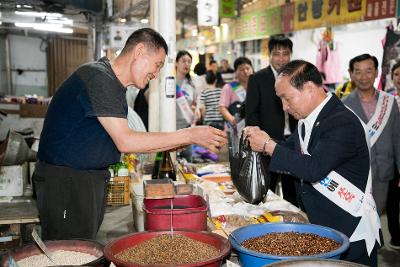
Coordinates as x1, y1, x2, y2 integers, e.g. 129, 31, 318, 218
245, 60, 381, 266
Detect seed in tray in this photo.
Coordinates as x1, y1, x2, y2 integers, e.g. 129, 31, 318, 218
242, 232, 340, 256
115, 234, 220, 265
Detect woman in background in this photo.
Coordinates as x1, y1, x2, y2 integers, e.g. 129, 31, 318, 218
219, 57, 254, 126
175, 50, 198, 129
200, 71, 224, 130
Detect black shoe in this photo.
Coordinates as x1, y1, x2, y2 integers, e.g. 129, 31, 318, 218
388, 239, 400, 249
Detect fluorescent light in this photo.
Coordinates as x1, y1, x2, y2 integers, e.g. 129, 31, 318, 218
15, 22, 73, 33
140, 18, 149, 24
47, 18, 73, 25
16, 5, 21, 8
15, 22, 62, 28
119, 18, 126, 23
34, 27, 73, 33
15, 11, 62, 18
23, 5, 33, 8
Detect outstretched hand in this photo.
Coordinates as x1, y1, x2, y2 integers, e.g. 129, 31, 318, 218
186, 126, 228, 153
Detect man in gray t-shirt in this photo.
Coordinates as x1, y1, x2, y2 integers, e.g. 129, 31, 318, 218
33, 28, 227, 240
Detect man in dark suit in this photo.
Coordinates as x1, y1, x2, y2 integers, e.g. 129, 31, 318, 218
245, 35, 297, 205
245, 60, 382, 266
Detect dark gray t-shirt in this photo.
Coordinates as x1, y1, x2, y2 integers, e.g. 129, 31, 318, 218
38, 57, 128, 170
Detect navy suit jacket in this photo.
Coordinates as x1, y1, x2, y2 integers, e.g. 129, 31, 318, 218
270, 94, 375, 257
245, 66, 297, 140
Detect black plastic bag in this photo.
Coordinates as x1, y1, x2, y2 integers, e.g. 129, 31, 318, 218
229, 131, 270, 204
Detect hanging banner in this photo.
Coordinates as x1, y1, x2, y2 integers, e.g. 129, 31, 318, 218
198, 0, 219, 26
281, 2, 295, 33
236, 7, 281, 40
220, 0, 236, 18
293, 0, 366, 31
364, 0, 397, 20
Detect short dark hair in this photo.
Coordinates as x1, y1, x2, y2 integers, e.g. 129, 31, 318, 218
233, 57, 253, 72
209, 60, 217, 66
268, 35, 293, 54
194, 62, 207, 76
121, 28, 168, 55
278, 60, 323, 89
349, 54, 379, 72
391, 61, 400, 79
205, 70, 217, 84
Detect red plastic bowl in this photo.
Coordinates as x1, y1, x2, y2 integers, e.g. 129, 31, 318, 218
0, 239, 109, 267
104, 230, 231, 267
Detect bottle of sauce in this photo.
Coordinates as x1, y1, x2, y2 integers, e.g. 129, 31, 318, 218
157, 151, 176, 181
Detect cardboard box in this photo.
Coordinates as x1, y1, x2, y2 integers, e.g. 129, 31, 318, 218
0, 164, 27, 197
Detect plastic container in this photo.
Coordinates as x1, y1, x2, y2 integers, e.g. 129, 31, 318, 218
103, 230, 231, 267
263, 258, 368, 266
144, 195, 208, 231
229, 223, 350, 267
0, 239, 109, 267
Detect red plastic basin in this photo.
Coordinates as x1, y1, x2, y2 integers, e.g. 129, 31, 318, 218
103, 230, 231, 267
0, 239, 109, 267
144, 195, 208, 231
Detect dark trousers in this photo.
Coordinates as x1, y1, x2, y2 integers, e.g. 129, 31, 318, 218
33, 161, 110, 240
386, 169, 400, 242
341, 239, 379, 267
262, 155, 298, 207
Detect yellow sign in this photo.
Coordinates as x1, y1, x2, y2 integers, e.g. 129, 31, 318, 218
294, 0, 366, 30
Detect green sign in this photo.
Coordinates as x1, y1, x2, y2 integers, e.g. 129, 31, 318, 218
236, 7, 281, 40
220, 0, 236, 18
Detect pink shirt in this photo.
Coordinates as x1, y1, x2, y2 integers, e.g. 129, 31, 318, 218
359, 93, 377, 121
219, 82, 246, 107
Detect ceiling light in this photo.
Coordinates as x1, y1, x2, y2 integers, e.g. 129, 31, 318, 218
47, 18, 73, 25
15, 22, 62, 28
0, 22, 2, 25
23, 5, 33, 8
14, 22, 73, 33
15, 11, 63, 18
140, 18, 149, 24
119, 18, 126, 23
16, 5, 21, 8
34, 27, 73, 33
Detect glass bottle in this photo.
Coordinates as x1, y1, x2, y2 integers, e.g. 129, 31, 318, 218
151, 152, 163, 179
157, 151, 176, 181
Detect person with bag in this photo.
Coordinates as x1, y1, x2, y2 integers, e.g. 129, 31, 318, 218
244, 60, 381, 266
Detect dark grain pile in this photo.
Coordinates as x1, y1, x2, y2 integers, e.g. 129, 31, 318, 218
115, 234, 220, 265
242, 232, 340, 256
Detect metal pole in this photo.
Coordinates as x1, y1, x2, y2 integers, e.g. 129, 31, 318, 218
157, 0, 176, 133
148, 0, 160, 132
5, 34, 12, 95
94, 15, 103, 60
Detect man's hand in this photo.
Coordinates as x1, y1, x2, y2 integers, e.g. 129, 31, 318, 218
184, 126, 228, 153
244, 126, 276, 155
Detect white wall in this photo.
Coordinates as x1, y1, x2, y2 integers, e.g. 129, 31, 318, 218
290, 18, 395, 87
10, 34, 47, 96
